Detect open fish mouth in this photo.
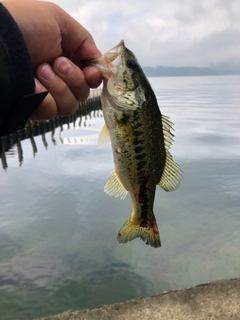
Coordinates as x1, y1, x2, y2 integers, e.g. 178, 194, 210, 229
104, 40, 125, 63
90, 40, 126, 77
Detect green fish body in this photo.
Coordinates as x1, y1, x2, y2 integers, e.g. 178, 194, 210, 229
93, 41, 182, 248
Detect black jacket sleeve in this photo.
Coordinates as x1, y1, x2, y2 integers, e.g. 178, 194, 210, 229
0, 3, 47, 138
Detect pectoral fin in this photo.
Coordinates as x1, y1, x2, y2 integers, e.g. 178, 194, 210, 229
104, 170, 128, 199
97, 124, 110, 148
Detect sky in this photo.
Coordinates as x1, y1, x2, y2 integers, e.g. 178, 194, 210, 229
50, 0, 240, 68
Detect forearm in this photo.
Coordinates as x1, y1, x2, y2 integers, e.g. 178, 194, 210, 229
0, 3, 46, 137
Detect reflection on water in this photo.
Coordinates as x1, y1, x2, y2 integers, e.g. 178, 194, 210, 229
0, 76, 239, 320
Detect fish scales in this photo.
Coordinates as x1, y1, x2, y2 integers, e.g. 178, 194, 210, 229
92, 41, 182, 248
105, 109, 162, 222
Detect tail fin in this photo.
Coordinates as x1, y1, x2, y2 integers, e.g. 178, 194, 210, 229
117, 218, 161, 248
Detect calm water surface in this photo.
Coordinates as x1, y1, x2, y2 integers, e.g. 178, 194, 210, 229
0, 76, 239, 319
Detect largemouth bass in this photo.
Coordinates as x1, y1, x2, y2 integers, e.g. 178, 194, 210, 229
92, 41, 182, 248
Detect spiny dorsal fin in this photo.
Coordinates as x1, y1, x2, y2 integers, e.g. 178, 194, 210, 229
104, 169, 128, 199
97, 124, 110, 148
158, 114, 183, 191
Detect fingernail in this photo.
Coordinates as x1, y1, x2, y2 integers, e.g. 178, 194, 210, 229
40, 65, 55, 80
57, 58, 74, 76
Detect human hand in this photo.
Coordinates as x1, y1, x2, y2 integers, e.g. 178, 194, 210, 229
3, 0, 102, 120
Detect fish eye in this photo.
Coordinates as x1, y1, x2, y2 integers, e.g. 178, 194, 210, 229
127, 58, 138, 70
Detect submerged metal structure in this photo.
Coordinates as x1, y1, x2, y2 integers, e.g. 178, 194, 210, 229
0, 90, 102, 170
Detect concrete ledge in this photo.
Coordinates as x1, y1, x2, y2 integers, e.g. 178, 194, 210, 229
36, 278, 240, 320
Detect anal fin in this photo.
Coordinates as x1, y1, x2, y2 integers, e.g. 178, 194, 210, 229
104, 169, 128, 199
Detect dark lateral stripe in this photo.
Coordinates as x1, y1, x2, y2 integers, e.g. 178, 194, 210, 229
132, 123, 141, 130
137, 160, 146, 170
135, 153, 146, 160
121, 114, 129, 122
134, 137, 144, 144
139, 186, 149, 225
134, 146, 143, 153
133, 130, 143, 137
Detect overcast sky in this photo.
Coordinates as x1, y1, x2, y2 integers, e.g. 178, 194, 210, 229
51, 0, 240, 68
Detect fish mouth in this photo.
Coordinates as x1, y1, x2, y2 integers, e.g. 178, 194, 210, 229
89, 40, 126, 77
104, 40, 125, 63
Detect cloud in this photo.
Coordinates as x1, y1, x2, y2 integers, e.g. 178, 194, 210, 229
51, 0, 240, 67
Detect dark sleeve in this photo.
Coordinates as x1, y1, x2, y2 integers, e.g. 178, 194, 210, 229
0, 3, 47, 138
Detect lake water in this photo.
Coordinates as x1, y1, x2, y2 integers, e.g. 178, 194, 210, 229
0, 75, 239, 320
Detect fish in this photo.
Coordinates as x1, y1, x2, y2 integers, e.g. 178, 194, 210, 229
91, 41, 182, 248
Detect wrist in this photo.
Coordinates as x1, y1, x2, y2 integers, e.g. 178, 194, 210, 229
0, 3, 48, 137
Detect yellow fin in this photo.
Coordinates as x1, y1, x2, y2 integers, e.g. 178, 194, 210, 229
97, 124, 110, 148
159, 114, 182, 191
104, 170, 128, 199
117, 217, 161, 248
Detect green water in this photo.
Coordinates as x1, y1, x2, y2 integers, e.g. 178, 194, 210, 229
0, 76, 239, 319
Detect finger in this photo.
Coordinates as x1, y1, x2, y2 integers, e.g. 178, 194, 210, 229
83, 66, 102, 88
60, 54, 102, 88
53, 57, 91, 101
30, 79, 57, 121
36, 63, 78, 116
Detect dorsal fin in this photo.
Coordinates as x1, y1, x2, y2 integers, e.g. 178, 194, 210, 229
104, 169, 128, 199
158, 114, 183, 191
159, 150, 182, 191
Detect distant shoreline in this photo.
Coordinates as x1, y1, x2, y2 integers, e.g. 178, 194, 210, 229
145, 74, 240, 77
143, 66, 240, 77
